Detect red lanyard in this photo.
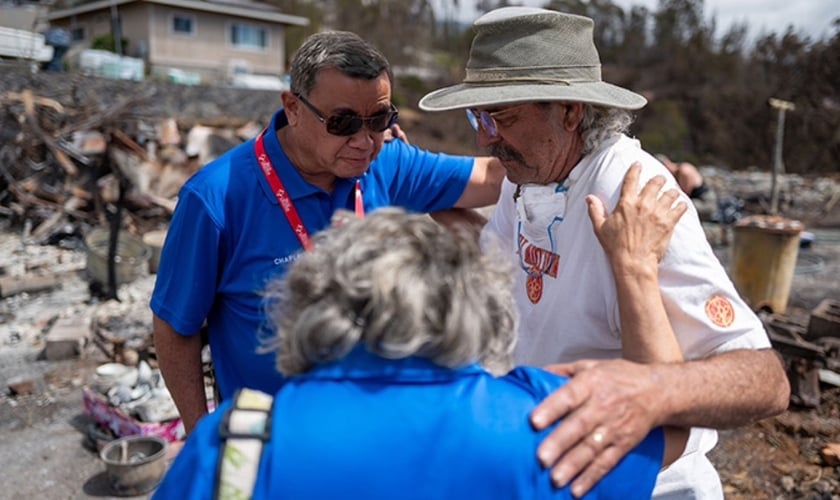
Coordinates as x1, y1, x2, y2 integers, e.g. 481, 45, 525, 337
254, 130, 364, 252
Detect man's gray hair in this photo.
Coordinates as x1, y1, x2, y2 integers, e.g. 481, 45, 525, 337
579, 104, 634, 155
263, 208, 518, 376
288, 31, 392, 97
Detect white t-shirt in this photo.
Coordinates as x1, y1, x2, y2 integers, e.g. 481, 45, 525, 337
482, 134, 771, 499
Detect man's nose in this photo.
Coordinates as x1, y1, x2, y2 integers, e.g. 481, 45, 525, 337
348, 128, 377, 147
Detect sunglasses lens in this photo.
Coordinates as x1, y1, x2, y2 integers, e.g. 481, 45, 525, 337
327, 115, 363, 136
368, 114, 388, 132
324, 107, 399, 136
369, 110, 399, 132
465, 110, 498, 137
479, 112, 498, 137
466, 110, 479, 131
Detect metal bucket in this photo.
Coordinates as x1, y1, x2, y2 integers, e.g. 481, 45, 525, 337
100, 435, 168, 496
731, 215, 803, 313
85, 229, 151, 286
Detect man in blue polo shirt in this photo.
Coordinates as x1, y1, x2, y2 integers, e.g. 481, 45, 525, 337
150, 31, 504, 434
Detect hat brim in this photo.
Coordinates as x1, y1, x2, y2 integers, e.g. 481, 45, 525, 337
419, 81, 647, 111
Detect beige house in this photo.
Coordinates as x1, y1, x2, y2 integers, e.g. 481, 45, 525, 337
47, 0, 309, 83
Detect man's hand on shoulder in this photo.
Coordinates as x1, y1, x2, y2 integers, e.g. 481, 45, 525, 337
531, 359, 665, 497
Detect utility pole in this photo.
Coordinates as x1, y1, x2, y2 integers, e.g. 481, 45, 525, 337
110, 0, 123, 56
768, 98, 795, 215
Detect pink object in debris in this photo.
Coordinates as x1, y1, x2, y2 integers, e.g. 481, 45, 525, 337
82, 386, 184, 443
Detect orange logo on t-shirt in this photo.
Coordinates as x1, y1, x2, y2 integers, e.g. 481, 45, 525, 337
705, 295, 735, 327
526, 274, 543, 304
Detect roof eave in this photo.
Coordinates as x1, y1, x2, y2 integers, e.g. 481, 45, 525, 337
48, 0, 310, 26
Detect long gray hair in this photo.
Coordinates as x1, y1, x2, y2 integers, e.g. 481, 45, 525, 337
578, 104, 634, 155
288, 31, 392, 96
263, 208, 517, 376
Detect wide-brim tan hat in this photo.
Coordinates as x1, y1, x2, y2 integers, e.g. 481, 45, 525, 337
419, 7, 646, 111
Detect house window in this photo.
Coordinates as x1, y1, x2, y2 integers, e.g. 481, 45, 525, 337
172, 15, 194, 35
70, 27, 85, 42
229, 23, 267, 50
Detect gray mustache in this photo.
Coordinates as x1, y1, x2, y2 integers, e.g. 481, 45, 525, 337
490, 145, 523, 163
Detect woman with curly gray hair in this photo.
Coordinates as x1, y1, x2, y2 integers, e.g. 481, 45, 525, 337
156, 207, 686, 499
266, 207, 517, 376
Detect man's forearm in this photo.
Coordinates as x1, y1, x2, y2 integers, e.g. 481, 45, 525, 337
455, 156, 504, 208
654, 348, 789, 428
612, 263, 683, 363
153, 316, 208, 434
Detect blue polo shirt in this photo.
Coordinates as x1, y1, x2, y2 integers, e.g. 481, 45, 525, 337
150, 110, 475, 399
153, 349, 664, 499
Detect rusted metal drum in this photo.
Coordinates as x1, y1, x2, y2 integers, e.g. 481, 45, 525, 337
731, 215, 804, 313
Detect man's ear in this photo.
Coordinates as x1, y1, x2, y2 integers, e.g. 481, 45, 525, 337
563, 102, 585, 131
281, 91, 299, 125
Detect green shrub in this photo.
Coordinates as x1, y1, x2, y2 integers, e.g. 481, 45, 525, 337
637, 100, 691, 160
91, 33, 129, 54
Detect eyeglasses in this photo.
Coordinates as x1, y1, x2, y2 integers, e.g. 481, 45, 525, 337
465, 104, 530, 138
295, 93, 399, 136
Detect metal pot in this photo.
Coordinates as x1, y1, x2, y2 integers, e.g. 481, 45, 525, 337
100, 435, 168, 496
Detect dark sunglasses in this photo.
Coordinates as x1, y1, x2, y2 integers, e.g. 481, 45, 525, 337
295, 93, 399, 136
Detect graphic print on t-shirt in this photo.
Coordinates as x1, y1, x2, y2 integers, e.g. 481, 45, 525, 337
705, 294, 735, 327
515, 183, 568, 304
518, 232, 560, 304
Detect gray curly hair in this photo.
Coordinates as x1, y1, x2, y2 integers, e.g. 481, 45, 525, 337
262, 208, 517, 376
579, 104, 634, 155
